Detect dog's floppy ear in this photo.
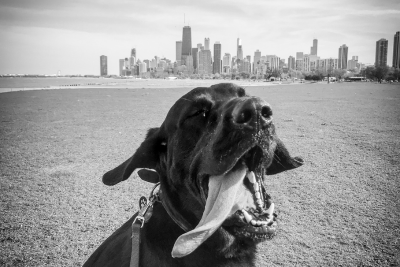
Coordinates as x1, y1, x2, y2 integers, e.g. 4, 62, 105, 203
267, 137, 304, 175
103, 128, 161, 186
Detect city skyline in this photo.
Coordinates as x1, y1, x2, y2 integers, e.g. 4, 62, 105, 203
0, 0, 399, 75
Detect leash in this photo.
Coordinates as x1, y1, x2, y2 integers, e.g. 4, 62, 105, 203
130, 183, 160, 267
130, 181, 194, 266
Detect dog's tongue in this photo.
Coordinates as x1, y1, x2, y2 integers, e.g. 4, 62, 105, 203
171, 167, 248, 258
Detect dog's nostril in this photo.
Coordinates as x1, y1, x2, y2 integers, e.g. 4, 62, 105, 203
236, 109, 252, 124
261, 106, 272, 119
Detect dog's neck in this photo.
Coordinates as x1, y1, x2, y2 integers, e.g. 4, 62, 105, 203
140, 202, 257, 267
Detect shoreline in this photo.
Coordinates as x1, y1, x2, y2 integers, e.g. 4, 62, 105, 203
0, 79, 304, 94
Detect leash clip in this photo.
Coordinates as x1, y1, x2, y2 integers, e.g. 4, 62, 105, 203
132, 215, 145, 228
132, 183, 161, 229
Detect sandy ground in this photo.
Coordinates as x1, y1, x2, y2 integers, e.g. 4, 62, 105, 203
0, 82, 399, 266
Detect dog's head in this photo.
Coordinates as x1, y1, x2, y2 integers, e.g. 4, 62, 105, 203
103, 83, 303, 258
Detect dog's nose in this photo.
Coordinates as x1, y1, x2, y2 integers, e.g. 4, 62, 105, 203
232, 97, 273, 129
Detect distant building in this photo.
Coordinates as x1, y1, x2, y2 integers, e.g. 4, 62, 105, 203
303, 54, 319, 72
237, 38, 242, 59
296, 52, 304, 60
253, 50, 261, 74
176, 41, 182, 63
223, 53, 231, 73
185, 55, 194, 74
321, 58, 338, 72
393, 31, 400, 68
311, 39, 318, 55
237, 45, 243, 61
139, 62, 147, 73
242, 58, 251, 74
338, 44, 348, 69
348, 56, 358, 70
192, 48, 199, 72
143, 59, 150, 72
266, 55, 280, 70
100, 55, 107, 76
213, 42, 222, 74
198, 49, 212, 75
181, 26, 192, 65
375, 38, 388, 67
204, 38, 210, 51
288, 56, 295, 70
119, 59, 125, 76
129, 56, 135, 70
131, 48, 136, 58
223, 53, 231, 67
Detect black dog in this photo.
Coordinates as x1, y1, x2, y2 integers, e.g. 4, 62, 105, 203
83, 83, 303, 267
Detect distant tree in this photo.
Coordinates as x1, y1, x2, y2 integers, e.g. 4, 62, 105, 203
332, 69, 346, 80
360, 66, 375, 80
374, 66, 389, 82
386, 68, 400, 81
271, 69, 281, 79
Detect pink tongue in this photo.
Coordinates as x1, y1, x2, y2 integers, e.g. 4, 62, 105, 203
171, 167, 248, 258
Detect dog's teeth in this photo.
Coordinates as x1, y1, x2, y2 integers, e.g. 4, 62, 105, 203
247, 172, 256, 184
254, 192, 261, 199
256, 220, 262, 226
265, 203, 275, 216
253, 183, 259, 192
241, 209, 253, 223
256, 199, 263, 206
250, 220, 257, 226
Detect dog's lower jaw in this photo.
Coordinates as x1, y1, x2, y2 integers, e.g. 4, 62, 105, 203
204, 227, 257, 260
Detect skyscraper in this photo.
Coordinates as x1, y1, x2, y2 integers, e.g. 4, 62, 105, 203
213, 42, 222, 74
237, 45, 243, 61
192, 47, 199, 72
393, 32, 400, 68
338, 44, 348, 69
176, 41, 182, 62
288, 56, 295, 70
131, 48, 136, 58
198, 49, 212, 75
181, 26, 192, 65
375, 38, 388, 67
253, 50, 261, 74
204, 38, 210, 50
237, 38, 241, 59
100, 55, 107, 76
296, 52, 304, 60
236, 38, 243, 60
119, 59, 125, 76
348, 56, 358, 70
311, 39, 318, 55
223, 53, 231, 68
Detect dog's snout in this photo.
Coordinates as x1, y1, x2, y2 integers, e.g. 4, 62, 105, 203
232, 98, 272, 129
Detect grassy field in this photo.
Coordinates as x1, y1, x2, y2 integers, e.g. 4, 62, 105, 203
1, 82, 399, 266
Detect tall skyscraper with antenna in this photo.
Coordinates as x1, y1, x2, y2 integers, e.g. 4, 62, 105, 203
237, 38, 242, 59
181, 26, 192, 66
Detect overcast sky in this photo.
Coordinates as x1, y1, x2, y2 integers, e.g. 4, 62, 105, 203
0, 0, 399, 75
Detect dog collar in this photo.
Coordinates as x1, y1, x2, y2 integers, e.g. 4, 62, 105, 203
130, 182, 193, 267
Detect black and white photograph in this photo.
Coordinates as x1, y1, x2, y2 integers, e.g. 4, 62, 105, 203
0, 0, 399, 266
